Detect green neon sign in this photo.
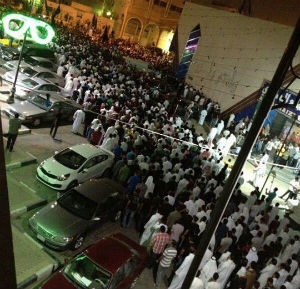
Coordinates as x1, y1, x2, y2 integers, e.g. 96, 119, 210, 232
2, 13, 55, 45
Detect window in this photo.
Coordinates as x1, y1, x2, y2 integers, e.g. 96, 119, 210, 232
54, 148, 87, 170
58, 190, 97, 220
63, 255, 111, 288
39, 84, 60, 92
84, 156, 99, 169
37, 72, 55, 79
22, 79, 38, 88
20, 67, 37, 77
39, 61, 53, 69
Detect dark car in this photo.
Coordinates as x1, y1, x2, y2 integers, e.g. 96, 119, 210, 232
0, 44, 55, 61
29, 179, 126, 250
41, 233, 148, 289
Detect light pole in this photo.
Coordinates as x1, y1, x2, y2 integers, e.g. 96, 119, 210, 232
2, 13, 55, 104
181, 15, 300, 289
7, 29, 28, 104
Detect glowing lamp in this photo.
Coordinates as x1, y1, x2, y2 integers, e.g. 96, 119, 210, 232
2, 13, 55, 45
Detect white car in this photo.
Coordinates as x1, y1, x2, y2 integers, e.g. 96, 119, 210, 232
3, 66, 65, 87
3, 56, 57, 72
36, 144, 114, 190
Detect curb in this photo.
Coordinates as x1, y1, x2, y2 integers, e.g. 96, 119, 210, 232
2, 128, 31, 136
10, 199, 48, 217
17, 263, 58, 289
6, 157, 37, 170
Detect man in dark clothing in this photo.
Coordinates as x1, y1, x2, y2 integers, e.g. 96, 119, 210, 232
83, 109, 95, 137
7, 113, 22, 152
50, 107, 63, 139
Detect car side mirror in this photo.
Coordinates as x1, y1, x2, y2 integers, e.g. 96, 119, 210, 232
54, 151, 58, 154
93, 217, 101, 221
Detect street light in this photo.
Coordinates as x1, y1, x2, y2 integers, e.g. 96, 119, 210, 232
2, 13, 55, 103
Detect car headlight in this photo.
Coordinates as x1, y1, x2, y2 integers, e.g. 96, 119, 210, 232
57, 174, 70, 181
29, 217, 38, 230
54, 235, 74, 244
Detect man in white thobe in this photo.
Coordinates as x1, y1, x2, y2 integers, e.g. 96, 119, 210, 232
226, 113, 235, 128
207, 273, 221, 289
72, 109, 85, 134
199, 109, 207, 126
257, 259, 277, 289
217, 256, 236, 289
190, 277, 204, 289
207, 127, 218, 143
246, 247, 258, 267
64, 77, 74, 93
168, 250, 195, 289
217, 120, 224, 135
200, 256, 217, 286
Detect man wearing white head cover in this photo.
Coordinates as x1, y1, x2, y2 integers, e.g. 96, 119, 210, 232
217, 120, 224, 135
246, 247, 258, 267
257, 258, 277, 289
217, 254, 236, 289
200, 256, 217, 287
198, 247, 213, 271
199, 109, 207, 126
168, 247, 195, 289
190, 277, 204, 289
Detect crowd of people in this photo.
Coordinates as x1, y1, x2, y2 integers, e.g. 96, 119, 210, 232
1, 3, 299, 287
45, 22, 300, 289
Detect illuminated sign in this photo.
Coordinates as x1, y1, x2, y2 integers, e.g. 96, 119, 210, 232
2, 13, 55, 45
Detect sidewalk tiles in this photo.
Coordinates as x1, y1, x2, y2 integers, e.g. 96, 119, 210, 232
12, 226, 59, 287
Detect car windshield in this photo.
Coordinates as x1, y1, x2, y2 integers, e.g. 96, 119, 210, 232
54, 148, 86, 170
24, 56, 38, 66
63, 255, 111, 289
20, 67, 37, 77
28, 94, 50, 110
58, 190, 97, 220
22, 79, 38, 88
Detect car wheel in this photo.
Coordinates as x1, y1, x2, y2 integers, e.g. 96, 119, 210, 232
33, 118, 41, 127
72, 234, 85, 250
66, 180, 78, 190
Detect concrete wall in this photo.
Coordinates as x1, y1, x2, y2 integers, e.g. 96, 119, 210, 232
191, 0, 300, 27
178, 2, 300, 111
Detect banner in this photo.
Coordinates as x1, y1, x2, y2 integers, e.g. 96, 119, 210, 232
261, 80, 300, 116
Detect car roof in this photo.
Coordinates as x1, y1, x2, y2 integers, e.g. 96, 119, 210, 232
30, 56, 53, 63
70, 143, 114, 158
85, 235, 133, 274
75, 178, 127, 203
29, 92, 81, 106
22, 77, 47, 86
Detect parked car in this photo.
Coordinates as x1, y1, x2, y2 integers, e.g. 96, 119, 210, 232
3, 93, 80, 126
36, 144, 114, 190
41, 233, 148, 288
0, 44, 55, 61
4, 76, 70, 100
3, 66, 64, 87
3, 55, 58, 72
29, 180, 127, 250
